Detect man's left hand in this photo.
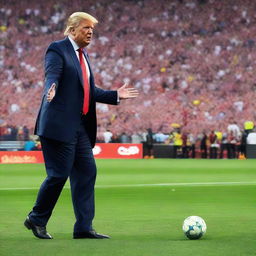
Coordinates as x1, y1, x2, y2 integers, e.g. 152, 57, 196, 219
117, 83, 139, 99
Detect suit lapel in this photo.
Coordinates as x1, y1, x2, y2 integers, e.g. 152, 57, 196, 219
64, 38, 84, 88
64, 38, 95, 100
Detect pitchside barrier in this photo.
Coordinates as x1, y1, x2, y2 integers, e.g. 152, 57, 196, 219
246, 144, 256, 159
152, 144, 175, 158
0, 143, 143, 164
146, 144, 256, 159
0, 143, 255, 163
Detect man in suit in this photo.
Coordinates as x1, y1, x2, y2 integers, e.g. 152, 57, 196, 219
24, 12, 138, 239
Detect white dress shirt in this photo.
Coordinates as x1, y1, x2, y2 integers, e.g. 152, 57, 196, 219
68, 36, 90, 83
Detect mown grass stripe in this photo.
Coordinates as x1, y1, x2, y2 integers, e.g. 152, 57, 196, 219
1, 181, 256, 191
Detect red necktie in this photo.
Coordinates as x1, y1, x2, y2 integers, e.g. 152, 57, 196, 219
78, 48, 90, 115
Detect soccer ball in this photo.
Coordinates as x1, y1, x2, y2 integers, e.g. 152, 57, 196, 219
182, 216, 207, 240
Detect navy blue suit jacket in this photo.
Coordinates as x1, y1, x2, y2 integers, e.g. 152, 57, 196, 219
35, 37, 118, 146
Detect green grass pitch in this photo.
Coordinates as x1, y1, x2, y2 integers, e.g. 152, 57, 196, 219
0, 159, 256, 256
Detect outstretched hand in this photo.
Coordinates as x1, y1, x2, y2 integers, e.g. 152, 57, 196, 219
117, 82, 139, 99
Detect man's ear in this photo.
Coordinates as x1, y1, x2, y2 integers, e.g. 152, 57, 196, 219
70, 27, 76, 35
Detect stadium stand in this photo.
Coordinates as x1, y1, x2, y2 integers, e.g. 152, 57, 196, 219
1, 0, 256, 146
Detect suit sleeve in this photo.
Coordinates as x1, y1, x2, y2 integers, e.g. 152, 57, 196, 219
94, 86, 118, 105
44, 43, 63, 95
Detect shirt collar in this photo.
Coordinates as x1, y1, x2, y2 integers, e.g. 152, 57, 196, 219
68, 36, 81, 52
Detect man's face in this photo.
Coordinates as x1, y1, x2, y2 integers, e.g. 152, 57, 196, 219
71, 19, 95, 48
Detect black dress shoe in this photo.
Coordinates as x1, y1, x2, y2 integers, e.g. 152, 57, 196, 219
73, 230, 110, 239
24, 216, 52, 239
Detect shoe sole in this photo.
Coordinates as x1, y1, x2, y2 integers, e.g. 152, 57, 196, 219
73, 232, 110, 239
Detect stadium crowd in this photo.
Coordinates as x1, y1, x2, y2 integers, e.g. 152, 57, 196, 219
1, 0, 256, 151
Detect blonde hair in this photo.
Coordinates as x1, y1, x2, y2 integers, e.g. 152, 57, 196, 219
64, 12, 98, 36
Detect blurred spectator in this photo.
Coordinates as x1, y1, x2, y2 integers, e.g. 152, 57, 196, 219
247, 128, 256, 144
119, 132, 130, 143
181, 131, 189, 158
131, 132, 143, 144
103, 129, 113, 143
244, 121, 254, 134
187, 133, 196, 158
227, 119, 241, 139
172, 129, 182, 158
240, 129, 248, 156
111, 134, 120, 143
209, 130, 218, 159
24, 139, 35, 151
227, 130, 238, 159
23, 125, 29, 140
200, 132, 208, 158
219, 132, 228, 159
154, 130, 168, 143
144, 128, 154, 158
1, 0, 256, 146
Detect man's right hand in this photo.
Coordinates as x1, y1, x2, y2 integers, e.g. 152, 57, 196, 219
47, 83, 56, 102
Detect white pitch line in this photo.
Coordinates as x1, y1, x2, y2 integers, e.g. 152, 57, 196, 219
96, 181, 256, 188
0, 181, 256, 191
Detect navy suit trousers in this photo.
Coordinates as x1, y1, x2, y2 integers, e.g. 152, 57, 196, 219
29, 117, 96, 233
